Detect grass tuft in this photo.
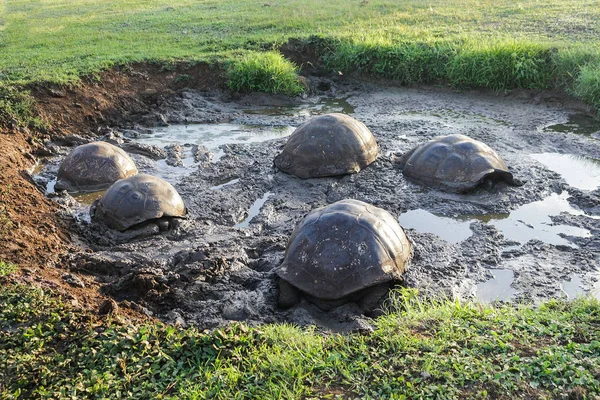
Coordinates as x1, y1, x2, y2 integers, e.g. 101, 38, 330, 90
227, 51, 305, 96
324, 39, 454, 84
0, 84, 45, 130
0, 261, 17, 277
573, 64, 600, 114
447, 41, 554, 90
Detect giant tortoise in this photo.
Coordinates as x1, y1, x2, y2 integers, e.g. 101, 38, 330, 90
56, 141, 138, 192
90, 174, 186, 232
274, 113, 379, 179
396, 134, 523, 192
276, 199, 412, 313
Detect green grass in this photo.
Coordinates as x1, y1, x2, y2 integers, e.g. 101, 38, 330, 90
1, 0, 600, 124
1, 283, 599, 399
227, 52, 304, 96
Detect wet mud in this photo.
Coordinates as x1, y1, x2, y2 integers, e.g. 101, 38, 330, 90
34, 78, 600, 331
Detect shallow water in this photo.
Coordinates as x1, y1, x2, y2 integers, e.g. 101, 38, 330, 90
489, 192, 591, 247
399, 192, 591, 247
530, 153, 600, 191
242, 97, 355, 116
135, 124, 295, 162
399, 209, 473, 243
476, 269, 518, 302
561, 275, 586, 299
542, 114, 600, 137
401, 108, 509, 128
45, 178, 104, 205
210, 178, 240, 191
235, 192, 274, 229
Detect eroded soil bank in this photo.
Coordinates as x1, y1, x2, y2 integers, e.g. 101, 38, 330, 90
4, 63, 600, 330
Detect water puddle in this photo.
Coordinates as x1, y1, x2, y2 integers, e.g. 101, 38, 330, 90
476, 269, 518, 303
489, 192, 591, 247
401, 109, 509, 128
398, 209, 473, 243
242, 97, 355, 116
46, 178, 57, 194
561, 275, 586, 299
530, 153, 600, 191
399, 193, 591, 247
44, 177, 105, 205
210, 178, 240, 191
542, 114, 600, 137
593, 278, 600, 300
134, 123, 294, 164
235, 192, 273, 229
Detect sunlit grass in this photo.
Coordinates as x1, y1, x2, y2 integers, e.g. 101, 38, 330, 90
3, 0, 600, 86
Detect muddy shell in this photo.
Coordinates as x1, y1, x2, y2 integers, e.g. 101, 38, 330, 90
397, 134, 521, 192
276, 199, 412, 301
56, 141, 138, 192
274, 113, 379, 179
90, 174, 186, 231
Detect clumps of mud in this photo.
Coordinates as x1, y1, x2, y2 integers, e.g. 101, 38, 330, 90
35, 78, 600, 331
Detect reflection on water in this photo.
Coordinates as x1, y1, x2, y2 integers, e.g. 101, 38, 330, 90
235, 192, 273, 229
210, 178, 240, 191
399, 193, 591, 247
71, 190, 105, 205
561, 275, 587, 299
399, 209, 473, 243
242, 97, 355, 116
542, 114, 600, 137
476, 269, 518, 303
490, 192, 591, 247
531, 153, 600, 191
135, 123, 294, 163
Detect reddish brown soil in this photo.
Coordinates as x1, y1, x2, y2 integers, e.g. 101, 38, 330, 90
0, 62, 227, 316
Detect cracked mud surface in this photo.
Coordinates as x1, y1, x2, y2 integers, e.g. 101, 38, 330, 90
35, 78, 600, 331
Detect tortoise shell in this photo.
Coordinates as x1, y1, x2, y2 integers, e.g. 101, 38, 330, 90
397, 134, 519, 192
56, 142, 138, 192
274, 113, 379, 179
276, 199, 411, 301
90, 174, 186, 231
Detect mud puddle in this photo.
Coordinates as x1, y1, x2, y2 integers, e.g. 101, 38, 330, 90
475, 269, 518, 303
400, 192, 592, 248
242, 97, 354, 116
132, 123, 294, 178
530, 153, 600, 191
235, 192, 274, 229
542, 113, 600, 139
42, 81, 600, 330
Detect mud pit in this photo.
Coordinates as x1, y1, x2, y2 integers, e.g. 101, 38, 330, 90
34, 79, 600, 331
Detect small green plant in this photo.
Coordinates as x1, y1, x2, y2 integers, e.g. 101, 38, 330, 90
0, 261, 17, 276
227, 51, 304, 96
174, 73, 191, 83
0, 84, 45, 129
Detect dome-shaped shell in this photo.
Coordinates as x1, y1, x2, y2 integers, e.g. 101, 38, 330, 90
397, 134, 518, 192
90, 174, 186, 231
276, 199, 411, 301
56, 142, 138, 192
274, 113, 379, 179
